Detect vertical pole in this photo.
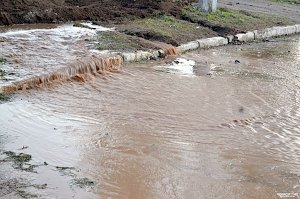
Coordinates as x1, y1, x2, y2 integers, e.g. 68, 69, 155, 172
198, 0, 209, 12
198, 0, 217, 12
209, 0, 217, 12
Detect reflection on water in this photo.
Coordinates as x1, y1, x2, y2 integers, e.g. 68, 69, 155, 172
0, 35, 300, 198
242, 37, 300, 61
155, 58, 196, 76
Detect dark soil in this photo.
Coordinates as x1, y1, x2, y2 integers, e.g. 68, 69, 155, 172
116, 15, 218, 46
96, 31, 164, 51
122, 29, 180, 46
0, 0, 192, 26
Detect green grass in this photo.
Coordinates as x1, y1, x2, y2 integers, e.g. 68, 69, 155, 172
0, 93, 9, 101
0, 57, 6, 64
123, 15, 216, 44
0, 57, 6, 77
133, 15, 198, 37
182, 7, 294, 31
96, 32, 145, 51
0, 69, 5, 77
271, 0, 300, 4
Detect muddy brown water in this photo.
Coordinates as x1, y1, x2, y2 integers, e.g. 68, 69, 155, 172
0, 28, 300, 198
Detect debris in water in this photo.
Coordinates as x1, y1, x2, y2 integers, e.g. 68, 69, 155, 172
72, 177, 95, 189
2, 151, 38, 172
18, 146, 29, 150
16, 190, 38, 198
235, 60, 241, 64
239, 106, 244, 113
55, 166, 76, 170
4, 151, 31, 162
0, 69, 5, 77
0, 57, 6, 64
0, 93, 9, 101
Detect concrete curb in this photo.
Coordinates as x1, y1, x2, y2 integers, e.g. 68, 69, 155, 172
120, 50, 162, 62
197, 37, 228, 49
235, 31, 255, 42
176, 41, 200, 53
254, 25, 297, 40
121, 24, 299, 62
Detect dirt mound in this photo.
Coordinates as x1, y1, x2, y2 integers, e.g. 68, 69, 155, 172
0, 0, 192, 25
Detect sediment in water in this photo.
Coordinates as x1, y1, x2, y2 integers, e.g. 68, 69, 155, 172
0, 55, 123, 94
165, 47, 178, 55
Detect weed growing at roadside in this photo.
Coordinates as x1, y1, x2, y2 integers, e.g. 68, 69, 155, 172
0, 69, 5, 76
181, 6, 294, 31
0, 57, 6, 64
0, 93, 9, 101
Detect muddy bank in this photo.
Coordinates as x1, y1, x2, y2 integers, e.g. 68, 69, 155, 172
0, 0, 191, 26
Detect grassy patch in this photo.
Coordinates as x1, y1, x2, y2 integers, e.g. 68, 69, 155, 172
119, 15, 217, 45
0, 57, 6, 77
0, 57, 6, 64
3, 151, 37, 172
271, 0, 300, 4
133, 15, 196, 38
0, 69, 6, 77
97, 32, 133, 51
182, 7, 294, 32
0, 93, 9, 101
96, 31, 159, 51
16, 190, 38, 198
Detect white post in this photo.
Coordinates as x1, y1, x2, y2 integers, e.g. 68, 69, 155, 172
198, 0, 209, 12
209, 0, 217, 12
198, 0, 217, 12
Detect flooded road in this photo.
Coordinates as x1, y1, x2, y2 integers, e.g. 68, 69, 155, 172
0, 34, 300, 198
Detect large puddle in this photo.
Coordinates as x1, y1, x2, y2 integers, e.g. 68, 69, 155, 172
0, 31, 300, 198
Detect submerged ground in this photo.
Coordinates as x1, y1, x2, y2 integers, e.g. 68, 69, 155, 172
0, 34, 299, 198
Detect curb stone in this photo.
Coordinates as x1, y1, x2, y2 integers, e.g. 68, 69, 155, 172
235, 31, 255, 42
197, 37, 228, 49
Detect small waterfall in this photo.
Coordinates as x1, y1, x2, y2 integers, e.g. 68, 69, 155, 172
0, 55, 123, 93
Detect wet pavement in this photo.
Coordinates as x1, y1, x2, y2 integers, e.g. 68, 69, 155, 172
0, 31, 300, 198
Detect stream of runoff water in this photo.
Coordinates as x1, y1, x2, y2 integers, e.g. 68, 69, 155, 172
0, 27, 299, 198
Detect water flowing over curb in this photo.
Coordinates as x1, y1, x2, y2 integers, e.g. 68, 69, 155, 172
0, 56, 123, 94
0, 24, 299, 94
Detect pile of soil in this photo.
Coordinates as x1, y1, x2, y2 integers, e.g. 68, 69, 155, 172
0, 0, 193, 25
